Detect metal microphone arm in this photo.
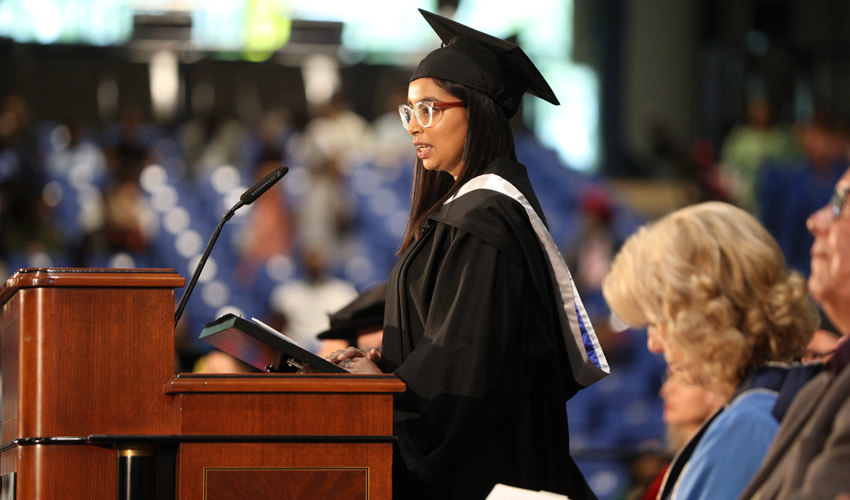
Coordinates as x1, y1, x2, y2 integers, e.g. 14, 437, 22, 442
174, 204, 239, 327
173, 165, 289, 327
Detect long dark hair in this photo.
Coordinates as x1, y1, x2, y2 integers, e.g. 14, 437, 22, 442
398, 79, 517, 253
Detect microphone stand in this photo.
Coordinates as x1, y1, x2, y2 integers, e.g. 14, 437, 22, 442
174, 165, 289, 327
173, 200, 243, 327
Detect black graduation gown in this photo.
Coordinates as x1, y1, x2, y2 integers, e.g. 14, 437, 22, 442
382, 159, 597, 500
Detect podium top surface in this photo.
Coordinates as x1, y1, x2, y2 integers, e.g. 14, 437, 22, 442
1, 268, 185, 304
164, 373, 407, 394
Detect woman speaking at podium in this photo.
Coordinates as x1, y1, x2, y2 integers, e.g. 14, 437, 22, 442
326, 9, 608, 499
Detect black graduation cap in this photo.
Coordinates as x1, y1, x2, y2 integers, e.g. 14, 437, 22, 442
316, 282, 386, 345
411, 8, 559, 118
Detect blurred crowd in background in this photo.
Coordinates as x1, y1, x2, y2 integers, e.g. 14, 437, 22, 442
0, 86, 646, 364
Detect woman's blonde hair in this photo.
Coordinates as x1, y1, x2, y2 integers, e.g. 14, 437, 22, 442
602, 202, 816, 397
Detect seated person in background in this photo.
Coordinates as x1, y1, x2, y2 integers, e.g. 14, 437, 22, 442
739, 168, 850, 500
269, 245, 358, 353
316, 282, 385, 358
192, 349, 259, 374
603, 201, 817, 500
636, 369, 725, 500
660, 370, 726, 453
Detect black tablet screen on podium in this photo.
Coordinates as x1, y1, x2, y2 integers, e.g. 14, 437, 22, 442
200, 314, 348, 374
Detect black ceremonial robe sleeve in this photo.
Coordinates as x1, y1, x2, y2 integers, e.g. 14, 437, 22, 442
382, 172, 596, 500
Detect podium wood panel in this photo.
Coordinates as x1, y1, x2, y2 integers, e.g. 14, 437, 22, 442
205, 468, 366, 500
165, 374, 401, 437
0, 268, 183, 500
1, 269, 183, 440
7, 438, 117, 499
168, 375, 402, 500
179, 442, 390, 500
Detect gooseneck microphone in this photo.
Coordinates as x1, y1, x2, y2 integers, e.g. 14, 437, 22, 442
174, 165, 289, 326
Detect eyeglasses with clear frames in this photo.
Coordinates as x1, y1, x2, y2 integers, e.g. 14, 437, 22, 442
398, 100, 465, 129
830, 189, 850, 218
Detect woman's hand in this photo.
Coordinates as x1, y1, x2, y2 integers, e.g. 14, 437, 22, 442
325, 346, 383, 374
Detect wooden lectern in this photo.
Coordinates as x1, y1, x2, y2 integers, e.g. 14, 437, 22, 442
0, 268, 404, 500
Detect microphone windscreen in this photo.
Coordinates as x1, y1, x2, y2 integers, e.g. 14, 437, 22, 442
240, 165, 289, 205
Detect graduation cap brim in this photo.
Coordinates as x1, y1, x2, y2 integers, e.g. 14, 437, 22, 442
411, 9, 559, 117
316, 319, 382, 343
316, 283, 386, 343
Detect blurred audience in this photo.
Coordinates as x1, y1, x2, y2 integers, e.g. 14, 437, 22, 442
100, 166, 155, 254
180, 111, 246, 177
367, 82, 415, 170
192, 349, 260, 374
235, 150, 294, 286
758, 111, 849, 275
568, 186, 619, 299
104, 104, 155, 178
295, 93, 366, 268
299, 92, 370, 174
0, 94, 50, 259
296, 156, 355, 269
718, 95, 800, 213
44, 114, 109, 258
269, 245, 358, 353
627, 113, 727, 204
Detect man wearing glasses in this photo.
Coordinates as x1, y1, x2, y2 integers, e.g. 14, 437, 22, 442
739, 170, 850, 499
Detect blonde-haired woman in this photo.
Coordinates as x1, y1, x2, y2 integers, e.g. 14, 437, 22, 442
603, 201, 816, 500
